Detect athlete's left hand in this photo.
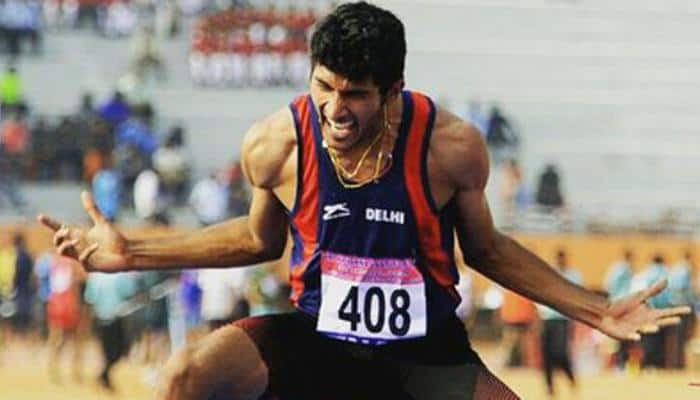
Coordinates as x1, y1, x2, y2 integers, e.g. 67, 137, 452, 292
596, 279, 691, 341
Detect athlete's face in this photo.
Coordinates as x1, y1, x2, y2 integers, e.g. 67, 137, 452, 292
310, 64, 385, 152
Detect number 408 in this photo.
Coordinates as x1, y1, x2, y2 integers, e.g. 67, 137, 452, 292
337, 286, 411, 336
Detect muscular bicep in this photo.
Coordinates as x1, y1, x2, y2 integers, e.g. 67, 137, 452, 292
246, 186, 289, 254
239, 107, 296, 255
435, 118, 500, 268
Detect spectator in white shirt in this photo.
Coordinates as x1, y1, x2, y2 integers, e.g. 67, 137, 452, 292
198, 268, 249, 331
189, 172, 229, 226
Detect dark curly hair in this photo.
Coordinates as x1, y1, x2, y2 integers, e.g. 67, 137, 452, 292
310, 2, 406, 97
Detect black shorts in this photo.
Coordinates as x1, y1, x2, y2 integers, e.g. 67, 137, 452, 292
233, 311, 520, 400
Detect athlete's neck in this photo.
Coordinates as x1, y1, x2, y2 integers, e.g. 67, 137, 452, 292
324, 95, 403, 185
326, 96, 402, 161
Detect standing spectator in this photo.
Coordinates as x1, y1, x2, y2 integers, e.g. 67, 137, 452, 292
92, 168, 122, 222
198, 268, 249, 331
535, 163, 565, 213
0, 145, 25, 210
31, 116, 56, 181
179, 270, 202, 332
53, 116, 84, 181
46, 255, 85, 383
2, 111, 30, 164
84, 271, 138, 391
140, 270, 175, 384
538, 249, 581, 398
115, 116, 158, 157
667, 250, 696, 368
500, 158, 529, 225
189, 172, 230, 226
0, 66, 25, 116
0, 113, 29, 210
604, 249, 635, 369
0, 236, 15, 350
75, 94, 104, 181
0, 236, 16, 333
669, 250, 695, 310
114, 143, 148, 202
97, 91, 130, 128
606, 249, 635, 301
152, 129, 190, 204
465, 98, 489, 137
486, 105, 518, 150
82, 147, 109, 183
500, 288, 538, 368
33, 250, 54, 339
11, 233, 33, 336
134, 168, 167, 223
85, 114, 114, 154
129, 24, 166, 82
633, 254, 671, 369
77, 92, 96, 118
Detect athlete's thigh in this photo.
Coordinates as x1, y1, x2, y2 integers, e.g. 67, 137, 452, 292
400, 362, 521, 400
179, 323, 268, 400
231, 312, 315, 398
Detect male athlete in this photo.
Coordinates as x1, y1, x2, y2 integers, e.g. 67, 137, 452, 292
39, 3, 690, 399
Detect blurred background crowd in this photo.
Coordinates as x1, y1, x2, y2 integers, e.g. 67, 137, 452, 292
1, 0, 700, 399
0, 228, 292, 390
189, 5, 315, 87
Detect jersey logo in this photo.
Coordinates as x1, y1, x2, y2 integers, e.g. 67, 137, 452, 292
323, 203, 351, 221
365, 208, 405, 225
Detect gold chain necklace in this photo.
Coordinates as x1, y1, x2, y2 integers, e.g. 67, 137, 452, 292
323, 105, 392, 189
326, 124, 384, 179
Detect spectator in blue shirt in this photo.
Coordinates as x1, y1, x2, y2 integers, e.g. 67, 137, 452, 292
84, 271, 137, 391
12, 233, 33, 334
605, 249, 635, 369
605, 249, 635, 301
97, 91, 130, 127
633, 254, 671, 369
667, 251, 696, 368
538, 249, 582, 398
92, 169, 122, 222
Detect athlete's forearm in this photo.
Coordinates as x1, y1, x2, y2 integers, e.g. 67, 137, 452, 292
468, 232, 609, 327
125, 216, 285, 270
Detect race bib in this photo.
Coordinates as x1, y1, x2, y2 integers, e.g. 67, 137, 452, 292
317, 251, 427, 345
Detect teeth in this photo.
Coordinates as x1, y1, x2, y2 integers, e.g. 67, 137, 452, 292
330, 121, 353, 129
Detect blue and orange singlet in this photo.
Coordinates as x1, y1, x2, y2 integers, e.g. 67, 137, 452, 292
288, 90, 460, 345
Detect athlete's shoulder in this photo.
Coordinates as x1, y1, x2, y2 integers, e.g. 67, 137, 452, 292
429, 106, 489, 191
241, 106, 297, 189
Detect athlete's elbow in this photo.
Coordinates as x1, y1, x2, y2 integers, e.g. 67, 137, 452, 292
258, 241, 285, 261
463, 232, 507, 270
250, 235, 286, 262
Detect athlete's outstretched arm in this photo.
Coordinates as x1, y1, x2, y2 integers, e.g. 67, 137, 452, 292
38, 113, 293, 273
129, 187, 288, 269
443, 121, 689, 341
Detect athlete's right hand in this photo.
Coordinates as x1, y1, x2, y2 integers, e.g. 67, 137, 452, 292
37, 191, 129, 273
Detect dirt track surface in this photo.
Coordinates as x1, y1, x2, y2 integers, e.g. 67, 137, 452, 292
2, 339, 700, 400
